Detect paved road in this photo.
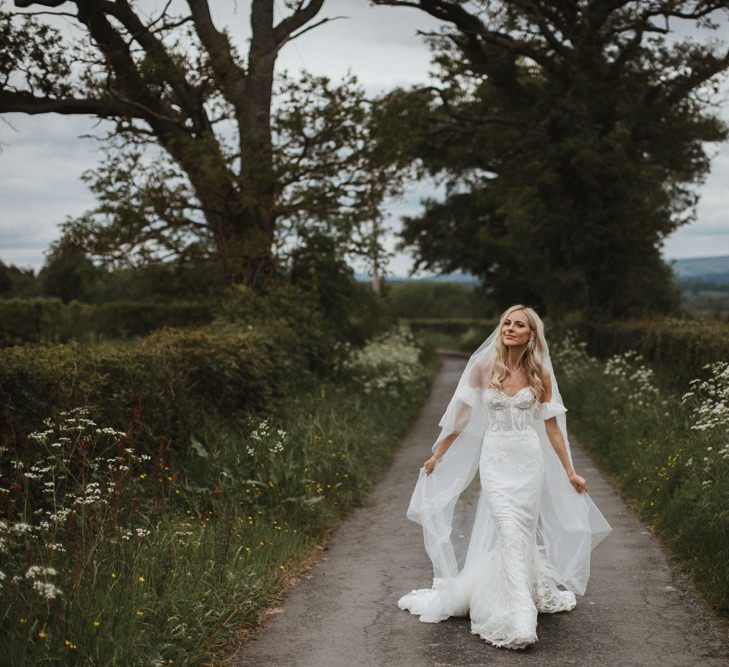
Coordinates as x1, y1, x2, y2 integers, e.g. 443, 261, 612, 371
233, 353, 729, 667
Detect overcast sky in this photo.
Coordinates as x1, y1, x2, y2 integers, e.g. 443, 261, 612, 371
1, 0, 728, 277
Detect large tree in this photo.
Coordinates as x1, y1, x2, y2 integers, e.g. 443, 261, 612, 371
0, 1, 402, 288
372, 0, 729, 319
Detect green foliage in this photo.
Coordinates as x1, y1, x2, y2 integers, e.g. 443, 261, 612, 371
0, 322, 314, 461
37, 241, 101, 303
289, 233, 392, 344
336, 326, 431, 395
83, 259, 227, 303
401, 318, 496, 349
0, 258, 227, 304
372, 1, 728, 320
0, 298, 214, 346
383, 281, 495, 319
0, 260, 37, 298
212, 282, 336, 376
553, 333, 729, 614
573, 315, 729, 389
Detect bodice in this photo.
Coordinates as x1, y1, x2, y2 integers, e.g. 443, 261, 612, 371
452, 382, 568, 432
484, 386, 540, 432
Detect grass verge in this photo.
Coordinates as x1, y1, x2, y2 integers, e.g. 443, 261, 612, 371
552, 333, 729, 617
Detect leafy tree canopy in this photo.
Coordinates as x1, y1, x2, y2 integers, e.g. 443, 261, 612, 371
372, 0, 729, 319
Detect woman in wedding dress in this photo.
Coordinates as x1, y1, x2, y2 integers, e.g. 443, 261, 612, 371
398, 304, 612, 650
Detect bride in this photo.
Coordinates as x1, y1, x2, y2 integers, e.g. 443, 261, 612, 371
397, 304, 612, 650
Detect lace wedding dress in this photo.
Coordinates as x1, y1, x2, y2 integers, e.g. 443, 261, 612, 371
398, 385, 577, 650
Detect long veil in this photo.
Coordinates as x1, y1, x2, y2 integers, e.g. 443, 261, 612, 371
405, 322, 611, 603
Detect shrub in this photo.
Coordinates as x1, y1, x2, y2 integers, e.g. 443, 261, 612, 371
0, 324, 314, 464
574, 315, 729, 389
0, 298, 214, 346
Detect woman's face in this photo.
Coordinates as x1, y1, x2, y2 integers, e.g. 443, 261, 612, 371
501, 309, 531, 347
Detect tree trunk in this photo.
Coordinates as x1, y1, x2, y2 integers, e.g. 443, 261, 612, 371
234, 0, 278, 290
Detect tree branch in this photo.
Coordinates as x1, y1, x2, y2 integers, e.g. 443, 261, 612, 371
103, 0, 203, 125
372, 0, 554, 69
186, 0, 247, 113
272, 0, 325, 47
282, 15, 348, 46
663, 48, 729, 106
15, 0, 66, 7
0, 90, 143, 117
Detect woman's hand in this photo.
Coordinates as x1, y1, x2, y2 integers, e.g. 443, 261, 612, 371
424, 453, 442, 476
568, 471, 588, 493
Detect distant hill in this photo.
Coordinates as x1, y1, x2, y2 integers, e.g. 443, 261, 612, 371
355, 255, 729, 284
355, 271, 479, 284
669, 255, 729, 282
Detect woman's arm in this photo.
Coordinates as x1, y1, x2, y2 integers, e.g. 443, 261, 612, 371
541, 370, 588, 493
424, 358, 489, 475
424, 401, 468, 475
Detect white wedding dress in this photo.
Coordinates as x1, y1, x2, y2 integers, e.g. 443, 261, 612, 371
398, 385, 577, 650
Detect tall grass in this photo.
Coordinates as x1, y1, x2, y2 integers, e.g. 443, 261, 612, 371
552, 333, 729, 615
0, 327, 438, 664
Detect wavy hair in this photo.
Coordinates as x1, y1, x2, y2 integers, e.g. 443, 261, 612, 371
489, 304, 548, 401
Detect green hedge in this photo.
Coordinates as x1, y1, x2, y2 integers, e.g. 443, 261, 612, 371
399, 317, 496, 335
0, 298, 214, 346
0, 284, 343, 462
573, 316, 729, 389
0, 323, 322, 463
383, 281, 494, 319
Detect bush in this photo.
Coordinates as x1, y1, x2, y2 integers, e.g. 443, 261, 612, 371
398, 317, 498, 352
0, 323, 316, 463
0, 298, 214, 346
289, 234, 391, 344
574, 315, 729, 389
336, 325, 431, 396
383, 281, 495, 319
212, 283, 337, 376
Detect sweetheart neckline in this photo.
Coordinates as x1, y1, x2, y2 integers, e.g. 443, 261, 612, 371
487, 386, 533, 400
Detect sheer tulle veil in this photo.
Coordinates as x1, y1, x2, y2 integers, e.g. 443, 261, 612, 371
405, 313, 612, 598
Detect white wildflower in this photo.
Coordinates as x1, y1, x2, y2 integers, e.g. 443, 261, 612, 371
12, 522, 33, 535
25, 565, 58, 579
33, 580, 63, 600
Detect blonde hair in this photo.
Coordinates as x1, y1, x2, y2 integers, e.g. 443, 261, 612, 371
489, 304, 547, 402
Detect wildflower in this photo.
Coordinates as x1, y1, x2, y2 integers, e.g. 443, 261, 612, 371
13, 523, 33, 535
25, 566, 57, 579
33, 581, 63, 599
